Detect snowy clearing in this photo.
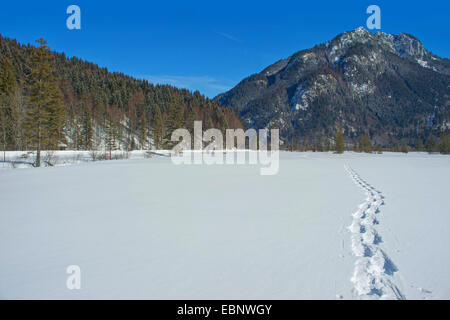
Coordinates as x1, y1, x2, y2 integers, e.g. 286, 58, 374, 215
0, 150, 153, 169
0, 151, 449, 299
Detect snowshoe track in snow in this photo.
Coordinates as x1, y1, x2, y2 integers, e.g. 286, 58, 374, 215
345, 165, 405, 300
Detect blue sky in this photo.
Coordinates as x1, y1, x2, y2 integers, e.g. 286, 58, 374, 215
0, 0, 449, 97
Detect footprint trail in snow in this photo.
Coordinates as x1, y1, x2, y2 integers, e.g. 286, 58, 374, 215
345, 165, 405, 300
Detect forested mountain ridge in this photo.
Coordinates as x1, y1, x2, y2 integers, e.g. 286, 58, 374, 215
0, 34, 242, 152
215, 27, 450, 148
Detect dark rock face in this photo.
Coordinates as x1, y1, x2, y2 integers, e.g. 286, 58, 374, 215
215, 27, 450, 146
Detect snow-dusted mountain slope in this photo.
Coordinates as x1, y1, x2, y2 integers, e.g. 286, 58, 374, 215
215, 27, 450, 145
0, 152, 449, 299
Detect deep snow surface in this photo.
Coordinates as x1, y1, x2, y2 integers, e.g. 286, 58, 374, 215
0, 152, 449, 299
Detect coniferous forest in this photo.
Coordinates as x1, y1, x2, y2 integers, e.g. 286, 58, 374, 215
0, 35, 242, 156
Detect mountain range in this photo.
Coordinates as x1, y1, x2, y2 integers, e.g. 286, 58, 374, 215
215, 27, 450, 147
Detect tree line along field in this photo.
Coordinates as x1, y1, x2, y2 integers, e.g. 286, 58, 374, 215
286, 130, 450, 154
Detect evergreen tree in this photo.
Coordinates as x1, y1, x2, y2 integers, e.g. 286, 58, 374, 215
206, 115, 214, 131
80, 104, 93, 150
216, 108, 228, 135
439, 132, 449, 154
45, 84, 66, 149
0, 56, 18, 161
185, 105, 198, 132
416, 138, 424, 151
304, 137, 311, 151
425, 134, 436, 153
163, 100, 184, 149
352, 138, 359, 152
392, 144, 400, 152
359, 132, 372, 153
24, 38, 65, 166
314, 134, 323, 152
373, 144, 383, 154
324, 138, 331, 152
138, 109, 147, 150
400, 142, 409, 153
334, 125, 345, 154
104, 114, 118, 159
151, 105, 164, 150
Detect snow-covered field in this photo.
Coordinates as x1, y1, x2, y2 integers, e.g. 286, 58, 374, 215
0, 151, 449, 299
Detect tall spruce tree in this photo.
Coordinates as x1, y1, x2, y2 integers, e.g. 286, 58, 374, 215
138, 108, 147, 150
81, 104, 93, 150
151, 105, 164, 150
335, 125, 345, 154
24, 38, 65, 166
104, 114, 118, 160
359, 132, 372, 153
163, 100, 184, 149
425, 134, 436, 153
416, 138, 424, 151
401, 142, 409, 153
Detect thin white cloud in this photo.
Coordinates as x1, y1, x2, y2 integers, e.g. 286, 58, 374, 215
137, 75, 233, 98
215, 31, 243, 43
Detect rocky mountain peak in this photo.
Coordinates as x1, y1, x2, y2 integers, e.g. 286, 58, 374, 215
341, 26, 372, 42
393, 32, 427, 59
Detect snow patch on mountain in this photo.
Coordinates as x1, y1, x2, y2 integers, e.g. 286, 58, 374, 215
290, 74, 338, 110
